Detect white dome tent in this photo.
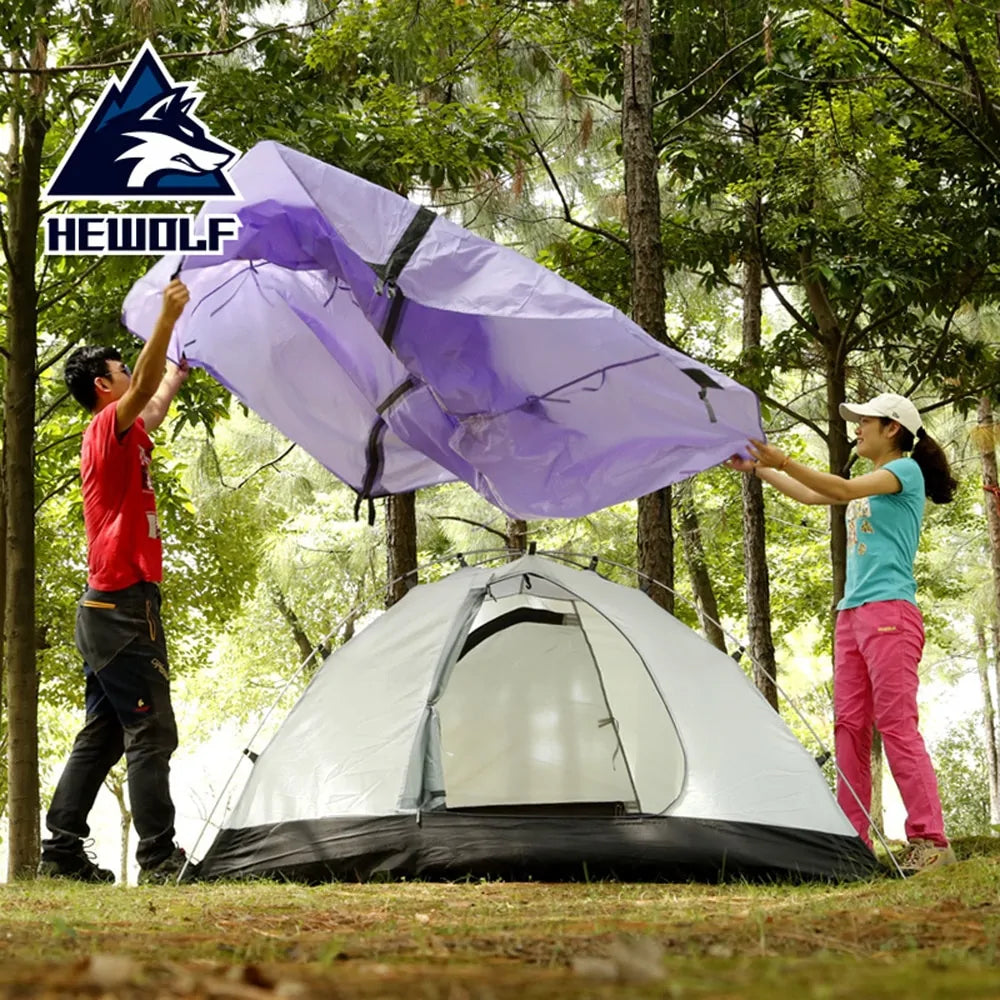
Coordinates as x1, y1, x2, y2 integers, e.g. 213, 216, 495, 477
191, 554, 878, 882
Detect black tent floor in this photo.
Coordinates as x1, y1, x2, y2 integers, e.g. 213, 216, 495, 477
192, 811, 881, 885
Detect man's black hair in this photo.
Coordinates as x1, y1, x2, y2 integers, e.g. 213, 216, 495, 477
65, 345, 123, 412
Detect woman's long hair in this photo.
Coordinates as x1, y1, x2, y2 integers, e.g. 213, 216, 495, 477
886, 419, 958, 504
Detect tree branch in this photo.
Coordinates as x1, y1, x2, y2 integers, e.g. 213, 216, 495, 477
847, 0, 965, 61
35, 430, 81, 457
813, 2, 1000, 167
34, 471, 79, 514
657, 55, 761, 146
760, 254, 817, 334
517, 113, 630, 251
902, 271, 985, 397
37, 258, 107, 317
653, 24, 769, 110
844, 303, 909, 353
430, 514, 508, 542
756, 391, 829, 444
769, 68, 1000, 114
37, 338, 84, 381
0, 7, 341, 76
207, 439, 297, 490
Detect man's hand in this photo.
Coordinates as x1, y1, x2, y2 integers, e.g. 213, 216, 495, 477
160, 279, 190, 324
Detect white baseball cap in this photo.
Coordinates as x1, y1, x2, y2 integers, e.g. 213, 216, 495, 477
839, 393, 921, 435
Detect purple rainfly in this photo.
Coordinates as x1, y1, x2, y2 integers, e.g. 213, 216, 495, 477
121, 141, 763, 518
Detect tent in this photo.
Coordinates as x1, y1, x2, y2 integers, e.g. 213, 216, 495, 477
193, 555, 877, 883
122, 141, 764, 520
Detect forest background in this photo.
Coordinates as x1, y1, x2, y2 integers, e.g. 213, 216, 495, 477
2, 0, 1000, 882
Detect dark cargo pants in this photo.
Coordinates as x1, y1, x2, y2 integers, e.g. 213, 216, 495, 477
42, 581, 178, 870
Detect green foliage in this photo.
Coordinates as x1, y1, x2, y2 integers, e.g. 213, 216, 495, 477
934, 717, 993, 837
536, 228, 630, 314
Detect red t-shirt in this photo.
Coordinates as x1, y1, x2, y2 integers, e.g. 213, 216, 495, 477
82, 402, 162, 590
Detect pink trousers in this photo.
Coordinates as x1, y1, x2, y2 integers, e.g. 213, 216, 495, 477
834, 600, 947, 848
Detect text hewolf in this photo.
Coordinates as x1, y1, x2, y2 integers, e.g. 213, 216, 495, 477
45, 214, 240, 255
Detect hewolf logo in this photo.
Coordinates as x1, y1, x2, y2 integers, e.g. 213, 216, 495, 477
45, 41, 239, 200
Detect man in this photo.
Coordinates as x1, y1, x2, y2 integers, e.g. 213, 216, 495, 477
40, 278, 191, 885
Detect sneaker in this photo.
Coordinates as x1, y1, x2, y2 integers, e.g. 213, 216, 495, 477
899, 838, 957, 874
138, 846, 188, 885
38, 852, 115, 884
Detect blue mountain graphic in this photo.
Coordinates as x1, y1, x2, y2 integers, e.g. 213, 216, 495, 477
46, 44, 239, 200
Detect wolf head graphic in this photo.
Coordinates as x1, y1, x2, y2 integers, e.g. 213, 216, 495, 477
45, 43, 239, 200
114, 88, 234, 189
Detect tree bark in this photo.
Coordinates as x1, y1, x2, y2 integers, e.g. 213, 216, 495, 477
869, 728, 884, 839
740, 199, 778, 709
975, 621, 1000, 829
0, 459, 6, 821
506, 518, 528, 557
3, 31, 47, 880
270, 585, 330, 671
636, 491, 674, 613
106, 772, 131, 885
385, 491, 417, 608
0, 445, 7, 764
978, 397, 1000, 653
676, 481, 725, 652
623, 0, 674, 613
976, 396, 1000, 827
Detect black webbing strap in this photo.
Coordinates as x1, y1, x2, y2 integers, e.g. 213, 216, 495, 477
380, 290, 406, 347
371, 206, 437, 289
352, 206, 437, 522
353, 377, 418, 524
681, 368, 721, 423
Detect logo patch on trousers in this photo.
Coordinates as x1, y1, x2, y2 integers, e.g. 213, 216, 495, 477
151, 658, 169, 680
876, 626, 898, 633
136, 698, 151, 713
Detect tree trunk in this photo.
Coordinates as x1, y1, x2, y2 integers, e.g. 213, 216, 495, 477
270, 585, 330, 672
385, 491, 417, 608
623, 0, 674, 614
0, 459, 6, 822
799, 250, 850, 604
506, 518, 527, 557
3, 33, 47, 881
977, 396, 1000, 828
740, 199, 778, 709
0, 435, 6, 693
994, 616, 1000, 831
0, 449, 7, 815
636, 491, 674, 613
676, 481, 725, 652
106, 772, 131, 885
975, 621, 1000, 829
978, 397, 1000, 661
869, 728, 884, 839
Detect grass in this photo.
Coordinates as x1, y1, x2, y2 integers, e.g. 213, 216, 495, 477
2, 839, 1000, 998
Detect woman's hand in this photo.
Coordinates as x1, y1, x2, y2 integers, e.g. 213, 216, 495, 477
747, 438, 789, 470
726, 455, 757, 474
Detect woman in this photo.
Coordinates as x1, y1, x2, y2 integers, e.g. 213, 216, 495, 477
729, 392, 958, 873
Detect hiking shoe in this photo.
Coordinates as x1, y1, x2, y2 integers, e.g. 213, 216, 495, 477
899, 838, 957, 875
138, 846, 188, 885
38, 853, 115, 884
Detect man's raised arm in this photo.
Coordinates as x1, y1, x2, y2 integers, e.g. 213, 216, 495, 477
115, 279, 189, 436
